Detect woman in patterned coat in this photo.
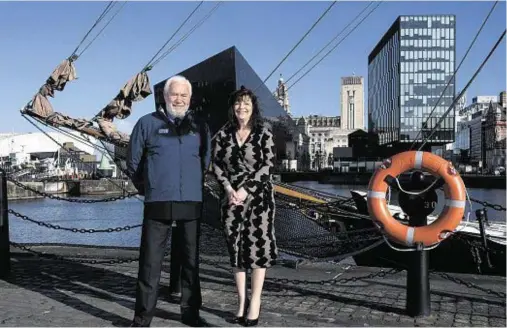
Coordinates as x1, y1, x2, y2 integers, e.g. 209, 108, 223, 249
212, 86, 278, 326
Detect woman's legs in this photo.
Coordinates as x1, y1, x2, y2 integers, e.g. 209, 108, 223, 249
233, 268, 248, 317
247, 268, 266, 320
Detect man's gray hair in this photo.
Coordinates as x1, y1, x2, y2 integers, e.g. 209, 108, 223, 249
163, 75, 192, 98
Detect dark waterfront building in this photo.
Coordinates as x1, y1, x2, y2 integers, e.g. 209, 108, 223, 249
368, 15, 456, 149
153, 46, 291, 164
348, 129, 380, 159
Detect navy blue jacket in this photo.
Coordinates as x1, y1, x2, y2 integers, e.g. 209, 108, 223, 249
126, 108, 211, 203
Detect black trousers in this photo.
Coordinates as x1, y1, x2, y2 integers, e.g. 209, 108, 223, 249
170, 223, 182, 293
133, 217, 201, 325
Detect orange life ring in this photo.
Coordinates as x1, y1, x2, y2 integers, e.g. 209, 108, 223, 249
367, 151, 466, 247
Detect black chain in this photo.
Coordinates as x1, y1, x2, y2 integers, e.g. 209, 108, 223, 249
449, 233, 505, 255
433, 271, 506, 299
7, 178, 138, 203
8, 209, 141, 233
265, 267, 401, 286
10, 242, 139, 265
470, 197, 506, 211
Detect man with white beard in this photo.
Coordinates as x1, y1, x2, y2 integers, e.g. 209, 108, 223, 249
127, 75, 211, 327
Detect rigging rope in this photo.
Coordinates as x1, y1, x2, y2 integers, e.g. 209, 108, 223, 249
142, 1, 205, 72
148, 2, 223, 69
259, 1, 338, 87
75, 1, 128, 58
418, 29, 506, 151
22, 114, 139, 199
286, 0, 382, 91
70, 1, 127, 59
410, 0, 500, 150
285, 1, 375, 85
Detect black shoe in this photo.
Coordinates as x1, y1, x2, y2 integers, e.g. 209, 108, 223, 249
243, 306, 260, 327
243, 318, 259, 327
228, 298, 250, 324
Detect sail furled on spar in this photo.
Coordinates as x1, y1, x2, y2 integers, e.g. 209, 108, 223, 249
26, 57, 92, 131
22, 1, 128, 140
93, 71, 152, 144
30, 58, 77, 117
21, 1, 221, 149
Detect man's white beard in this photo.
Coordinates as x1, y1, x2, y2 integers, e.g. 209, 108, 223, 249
166, 103, 188, 119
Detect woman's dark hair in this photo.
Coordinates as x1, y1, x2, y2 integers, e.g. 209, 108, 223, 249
228, 86, 263, 129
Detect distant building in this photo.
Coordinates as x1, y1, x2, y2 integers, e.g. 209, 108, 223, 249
57, 142, 99, 175
340, 76, 365, 130
347, 129, 380, 159
274, 75, 291, 115
295, 115, 349, 170
499, 91, 507, 109
368, 15, 456, 149
484, 102, 506, 170
0, 132, 97, 166
0, 132, 101, 177
455, 92, 506, 170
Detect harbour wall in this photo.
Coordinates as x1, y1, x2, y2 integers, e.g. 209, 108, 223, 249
7, 179, 138, 201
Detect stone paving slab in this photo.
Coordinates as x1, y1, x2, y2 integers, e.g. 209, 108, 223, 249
0, 246, 505, 327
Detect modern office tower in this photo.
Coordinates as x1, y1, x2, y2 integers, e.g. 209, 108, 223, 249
368, 15, 456, 149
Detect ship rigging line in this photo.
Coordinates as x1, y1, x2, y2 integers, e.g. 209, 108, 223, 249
418, 29, 506, 151
70, 1, 127, 59
142, 1, 205, 72
21, 114, 139, 199
286, 0, 382, 91
410, 0, 500, 150
259, 0, 338, 87
285, 1, 375, 85
148, 2, 223, 70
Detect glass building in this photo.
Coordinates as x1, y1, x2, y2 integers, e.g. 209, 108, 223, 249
368, 15, 456, 147
153, 46, 291, 163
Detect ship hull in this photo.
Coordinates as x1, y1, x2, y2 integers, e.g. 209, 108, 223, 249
326, 204, 506, 276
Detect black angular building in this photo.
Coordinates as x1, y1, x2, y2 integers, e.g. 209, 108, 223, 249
153, 46, 291, 164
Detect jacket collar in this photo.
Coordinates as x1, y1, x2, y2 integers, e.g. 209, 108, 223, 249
155, 106, 197, 136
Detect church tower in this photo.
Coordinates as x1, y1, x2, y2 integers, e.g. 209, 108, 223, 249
274, 74, 291, 115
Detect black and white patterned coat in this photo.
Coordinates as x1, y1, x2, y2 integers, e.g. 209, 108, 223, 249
211, 122, 278, 269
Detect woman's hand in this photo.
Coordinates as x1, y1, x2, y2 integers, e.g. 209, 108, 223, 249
226, 186, 243, 205
235, 187, 248, 202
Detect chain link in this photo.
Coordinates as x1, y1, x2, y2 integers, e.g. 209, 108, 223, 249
10, 240, 505, 300
7, 178, 138, 203
8, 209, 141, 233
265, 267, 401, 286
469, 197, 506, 211
449, 233, 505, 256
10, 242, 139, 265
433, 271, 506, 299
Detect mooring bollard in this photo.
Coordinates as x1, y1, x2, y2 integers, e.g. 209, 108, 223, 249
0, 168, 11, 278
398, 171, 435, 317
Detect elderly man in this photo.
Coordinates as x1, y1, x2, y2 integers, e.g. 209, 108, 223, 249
127, 75, 211, 327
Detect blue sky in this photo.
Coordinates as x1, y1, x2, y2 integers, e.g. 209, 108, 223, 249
1, 0, 505, 134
